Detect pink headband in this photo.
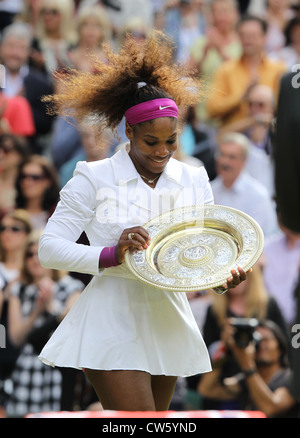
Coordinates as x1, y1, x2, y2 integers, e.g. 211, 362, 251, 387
125, 98, 178, 125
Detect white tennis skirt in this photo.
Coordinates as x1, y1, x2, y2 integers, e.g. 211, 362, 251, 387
39, 274, 211, 377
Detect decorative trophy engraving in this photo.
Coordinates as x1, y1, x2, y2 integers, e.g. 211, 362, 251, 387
125, 205, 264, 292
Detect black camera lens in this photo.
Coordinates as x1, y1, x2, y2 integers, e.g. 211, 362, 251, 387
231, 317, 259, 348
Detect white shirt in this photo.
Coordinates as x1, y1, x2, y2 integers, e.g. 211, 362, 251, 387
38, 143, 214, 375
246, 144, 275, 197
210, 170, 278, 237
39, 143, 214, 278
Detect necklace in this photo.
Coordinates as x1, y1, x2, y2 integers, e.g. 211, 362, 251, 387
139, 173, 160, 184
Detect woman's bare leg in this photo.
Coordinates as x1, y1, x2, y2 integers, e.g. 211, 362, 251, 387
84, 369, 177, 411
151, 375, 177, 411
85, 369, 156, 411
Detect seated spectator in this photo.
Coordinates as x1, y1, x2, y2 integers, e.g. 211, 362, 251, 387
218, 84, 276, 195
58, 124, 112, 187
102, 0, 154, 39
0, 0, 23, 32
0, 209, 32, 408
262, 208, 300, 328
50, 115, 83, 172
188, 0, 241, 125
116, 16, 150, 50
14, 155, 60, 230
270, 16, 300, 70
0, 134, 29, 216
30, 0, 77, 76
178, 106, 217, 181
199, 319, 300, 417
0, 22, 33, 98
68, 4, 113, 72
0, 22, 54, 154
210, 132, 278, 237
172, 0, 207, 63
200, 264, 288, 410
0, 209, 32, 292
14, 0, 42, 36
206, 15, 287, 128
263, 0, 295, 54
219, 84, 275, 155
0, 91, 35, 140
5, 231, 83, 417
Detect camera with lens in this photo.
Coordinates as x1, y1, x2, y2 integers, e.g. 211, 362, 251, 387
231, 317, 260, 348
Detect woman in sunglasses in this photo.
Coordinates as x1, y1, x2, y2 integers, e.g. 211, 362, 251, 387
0, 209, 32, 404
0, 134, 29, 216
30, 0, 77, 75
38, 31, 248, 412
0, 209, 32, 290
5, 231, 83, 417
15, 155, 60, 230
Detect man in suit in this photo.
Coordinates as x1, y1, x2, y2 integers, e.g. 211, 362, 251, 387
0, 22, 54, 153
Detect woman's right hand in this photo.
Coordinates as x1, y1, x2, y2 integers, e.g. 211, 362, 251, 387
115, 226, 151, 264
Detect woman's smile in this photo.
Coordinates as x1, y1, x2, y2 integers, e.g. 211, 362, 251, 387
126, 117, 178, 179
148, 155, 171, 166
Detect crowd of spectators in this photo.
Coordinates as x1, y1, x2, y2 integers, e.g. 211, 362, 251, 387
0, 0, 300, 418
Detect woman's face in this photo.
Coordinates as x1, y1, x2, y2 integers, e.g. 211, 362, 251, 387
0, 216, 29, 252
40, 4, 62, 33
0, 137, 23, 172
79, 16, 104, 46
255, 326, 281, 366
19, 162, 51, 202
126, 117, 178, 177
212, 0, 238, 33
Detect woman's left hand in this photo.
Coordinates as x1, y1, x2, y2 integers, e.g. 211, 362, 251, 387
214, 266, 251, 294
225, 266, 248, 290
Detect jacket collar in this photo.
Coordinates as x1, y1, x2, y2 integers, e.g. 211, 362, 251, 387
111, 143, 183, 186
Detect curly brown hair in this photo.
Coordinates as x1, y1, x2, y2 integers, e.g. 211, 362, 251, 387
43, 31, 204, 135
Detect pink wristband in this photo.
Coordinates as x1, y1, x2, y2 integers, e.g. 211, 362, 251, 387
99, 246, 121, 268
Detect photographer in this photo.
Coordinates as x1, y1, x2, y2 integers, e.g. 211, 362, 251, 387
198, 319, 300, 417
199, 263, 288, 410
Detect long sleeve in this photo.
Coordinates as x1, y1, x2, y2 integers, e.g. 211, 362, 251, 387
206, 62, 246, 121
38, 162, 105, 277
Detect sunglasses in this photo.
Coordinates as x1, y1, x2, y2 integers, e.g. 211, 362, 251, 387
0, 225, 27, 233
20, 173, 47, 182
26, 251, 39, 259
40, 8, 60, 16
248, 101, 267, 108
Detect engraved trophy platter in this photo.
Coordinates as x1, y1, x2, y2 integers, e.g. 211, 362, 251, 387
125, 204, 264, 292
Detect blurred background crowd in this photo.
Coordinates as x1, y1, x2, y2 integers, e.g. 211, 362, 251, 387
0, 0, 300, 418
